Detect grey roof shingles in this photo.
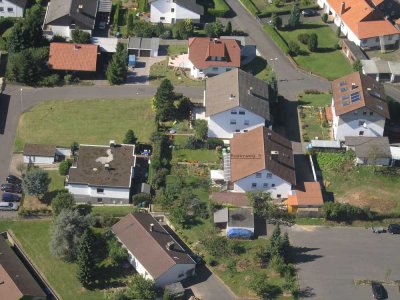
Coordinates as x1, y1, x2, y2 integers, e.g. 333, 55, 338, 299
228, 207, 254, 229
23, 144, 56, 157
345, 136, 391, 158
128, 37, 160, 51
205, 69, 270, 120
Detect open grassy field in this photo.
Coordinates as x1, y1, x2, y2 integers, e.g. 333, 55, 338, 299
14, 99, 155, 152
298, 92, 332, 106
278, 22, 352, 79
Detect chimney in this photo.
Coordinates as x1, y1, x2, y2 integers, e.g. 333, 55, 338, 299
340, 2, 345, 15
166, 241, 175, 251
267, 132, 272, 139
105, 163, 110, 170
351, 82, 356, 89
74, 45, 81, 50
248, 87, 253, 95
150, 223, 154, 232
77, 4, 83, 13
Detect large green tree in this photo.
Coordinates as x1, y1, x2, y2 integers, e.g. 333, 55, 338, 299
76, 229, 96, 287
287, 3, 301, 29
106, 43, 128, 85
123, 129, 138, 144
22, 168, 51, 198
51, 191, 75, 216
193, 119, 208, 142
126, 274, 157, 300
71, 27, 91, 44
153, 79, 175, 122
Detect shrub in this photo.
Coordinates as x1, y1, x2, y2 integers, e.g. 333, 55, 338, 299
132, 193, 152, 206
288, 41, 300, 56
59, 160, 72, 175
64, 74, 77, 84
353, 59, 363, 72
207, 138, 224, 150
186, 136, 198, 150
321, 13, 328, 23
308, 33, 318, 52
336, 26, 341, 37
323, 202, 372, 222
297, 33, 310, 45
40, 74, 61, 87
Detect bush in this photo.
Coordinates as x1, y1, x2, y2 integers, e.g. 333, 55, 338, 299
336, 26, 341, 37
59, 160, 72, 175
288, 41, 300, 56
321, 13, 328, 23
297, 33, 310, 45
323, 202, 372, 222
308, 33, 318, 52
40, 74, 61, 87
207, 138, 224, 150
64, 74, 77, 84
132, 193, 152, 206
160, 29, 171, 39
0, 17, 16, 35
353, 59, 363, 72
186, 136, 198, 150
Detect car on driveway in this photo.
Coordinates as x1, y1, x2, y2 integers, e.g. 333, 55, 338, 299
302, 9, 318, 17
0, 183, 22, 193
6, 175, 22, 184
387, 224, 400, 234
2, 193, 21, 202
371, 282, 385, 300
0, 202, 19, 211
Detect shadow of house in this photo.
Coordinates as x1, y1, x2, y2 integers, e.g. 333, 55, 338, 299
0, 93, 10, 135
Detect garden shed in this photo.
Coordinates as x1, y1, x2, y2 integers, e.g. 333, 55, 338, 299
128, 37, 159, 57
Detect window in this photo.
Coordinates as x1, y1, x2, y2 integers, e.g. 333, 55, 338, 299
239, 110, 245, 115
363, 111, 367, 115
256, 172, 261, 178
266, 173, 272, 178
97, 198, 103, 203
358, 120, 364, 126
272, 184, 276, 187
171, 8, 175, 12
263, 183, 268, 188
212, 67, 218, 71
244, 120, 249, 125
277, 194, 282, 198
7, 7, 12, 12
160, 17, 165, 21
388, 35, 393, 41
0, 7, 3, 12
243, 129, 248, 132
226, 68, 231, 71
235, 129, 240, 132
375, 37, 379, 43
230, 119, 236, 125
359, 131, 364, 136
369, 111, 373, 116
231, 110, 237, 114
251, 183, 257, 188
97, 188, 104, 193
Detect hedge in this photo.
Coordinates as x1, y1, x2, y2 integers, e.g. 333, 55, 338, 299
208, 0, 230, 17
0, 17, 16, 36
113, 2, 120, 27
240, 0, 260, 16
263, 24, 289, 54
259, 3, 319, 17
138, 0, 148, 13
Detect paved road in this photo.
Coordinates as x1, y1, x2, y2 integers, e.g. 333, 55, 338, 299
288, 226, 400, 300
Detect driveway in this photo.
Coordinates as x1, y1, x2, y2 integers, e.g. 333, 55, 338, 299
126, 56, 164, 85
288, 226, 400, 300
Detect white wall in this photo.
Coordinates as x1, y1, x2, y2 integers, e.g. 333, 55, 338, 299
0, 0, 24, 18
126, 249, 155, 281
48, 25, 72, 38
207, 107, 266, 139
150, 0, 201, 24
190, 65, 237, 79
67, 183, 130, 200
23, 155, 54, 165
233, 169, 292, 199
155, 264, 196, 287
67, 183, 90, 196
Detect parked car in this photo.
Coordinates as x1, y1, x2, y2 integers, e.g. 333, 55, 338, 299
0, 202, 19, 211
0, 183, 22, 193
388, 224, 400, 234
371, 282, 385, 300
371, 226, 385, 233
6, 175, 22, 184
2, 193, 21, 202
302, 9, 318, 17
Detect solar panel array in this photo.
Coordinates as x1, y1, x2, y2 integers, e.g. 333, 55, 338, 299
350, 92, 361, 103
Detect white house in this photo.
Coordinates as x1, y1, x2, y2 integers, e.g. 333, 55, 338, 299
0, 0, 27, 18
331, 72, 390, 141
344, 136, 391, 166
317, 0, 399, 48
23, 144, 71, 165
112, 213, 196, 287
149, 0, 204, 24
188, 37, 241, 79
225, 126, 296, 199
66, 142, 140, 204
204, 69, 271, 139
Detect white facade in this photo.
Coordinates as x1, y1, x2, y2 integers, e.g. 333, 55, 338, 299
207, 107, 266, 139
67, 182, 130, 204
150, 0, 201, 24
44, 25, 92, 39
23, 155, 54, 165
0, 0, 25, 18
190, 62, 237, 79
332, 100, 386, 141
233, 169, 292, 199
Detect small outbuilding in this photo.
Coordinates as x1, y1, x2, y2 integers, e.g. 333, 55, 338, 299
23, 144, 71, 165
226, 207, 254, 239
287, 182, 324, 215
128, 37, 159, 57
361, 59, 400, 83
341, 39, 367, 64
213, 207, 228, 229
344, 136, 391, 166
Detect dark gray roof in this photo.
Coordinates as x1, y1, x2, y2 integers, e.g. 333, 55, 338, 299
205, 69, 270, 120
68, 144, 136, 188
345, 136, 391, 158
128, 37, 160, 51
0, 235, 46, 298
228, 207, 254, 229
149, 0, 204, 15
23, 144, 56, 157
342, 39, 367, 60
7, 0, 27, 8
44, 0, 99, 30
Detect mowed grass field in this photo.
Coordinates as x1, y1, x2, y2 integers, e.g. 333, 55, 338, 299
14, 99, 155, 151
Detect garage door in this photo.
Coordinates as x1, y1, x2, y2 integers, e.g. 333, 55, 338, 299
129, 49, 139, 56
140, 50, 151, 57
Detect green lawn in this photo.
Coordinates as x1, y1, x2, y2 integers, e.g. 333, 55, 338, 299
48, 170, 65, 191
299, 106, 330, 142
91, 205, 133, 217
298, 92, 332, 106
242, 56, 275, 82
278, 22, 352, 79
208, 0, 230, 16
172, 149, 220, 163
167, 44, 188, 56
14, 99, 155, 151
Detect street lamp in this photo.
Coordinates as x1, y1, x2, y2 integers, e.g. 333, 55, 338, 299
20, 88, 23, 112
269, 57, 278, 70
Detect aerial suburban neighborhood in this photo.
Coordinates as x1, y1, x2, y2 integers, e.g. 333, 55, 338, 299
0, 0, 400, 299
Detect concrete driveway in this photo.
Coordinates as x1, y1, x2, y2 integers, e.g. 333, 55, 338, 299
288, 226, 400, 300
126, 56, 164, 85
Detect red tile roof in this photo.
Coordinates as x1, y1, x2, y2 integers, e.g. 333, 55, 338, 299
48, 43, 98, 72
188, 37, 241, 69
287, 182, 323, 207
212, 192, 248, 207
326, 0, 399, 39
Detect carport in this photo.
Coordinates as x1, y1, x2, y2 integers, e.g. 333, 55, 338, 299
361, 59, 400, 82
128, 37, 160, 57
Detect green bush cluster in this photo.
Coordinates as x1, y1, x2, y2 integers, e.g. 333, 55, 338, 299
323, 202, 372, 222
297, 33, 310, 44
316, 151, 355, 171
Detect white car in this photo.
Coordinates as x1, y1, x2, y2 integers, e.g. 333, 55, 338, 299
0, 202, 19, 211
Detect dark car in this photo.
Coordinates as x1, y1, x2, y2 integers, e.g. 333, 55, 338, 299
372, 282, 385, 300
6, 175, 22, 184
302, 9, 318, 17
388, 224, 400, 234
2, 193, 21, 202
0, 183, 22, 193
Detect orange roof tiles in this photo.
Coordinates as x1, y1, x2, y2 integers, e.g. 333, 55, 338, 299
48, 42, 98, 72
287, 182, 323, 207
325, 106, 333, 123
188, 37, 241, 69
326, 0, 399, 39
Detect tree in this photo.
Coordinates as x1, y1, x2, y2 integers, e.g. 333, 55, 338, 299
51, 191, 75, 216
153, 79, 175, 122
281, 232, 291, 263
271, 13, 282, 28
71, 27, 91, 44
249, 273, 282, 299
106, 43, 128, 85
22, 168, 51, 198
225, 21, 232, 35
287, 3, 301, 29
50, 209, 95, 261
204, 21, 224, 38
132, 193, 151, 206
71, 141, 79, 156
127, 13, 134, 36
193, 119, 208, 142
288, 41, 300, 56
108, 236, 129, 266
247, 191, 279, 218
269, 224, 282, 257
76, 229, 96, 287
307, 33, 318, 52
59, 160, 72, 175
123, 129, 138, 144
353, 59, 362, 72
176, 96, 192, 120
126, 274, 157, 300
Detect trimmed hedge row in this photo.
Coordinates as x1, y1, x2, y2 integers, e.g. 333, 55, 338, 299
240, 0, 260, 16
263, 24, 289, 54
259, 3, 320, 17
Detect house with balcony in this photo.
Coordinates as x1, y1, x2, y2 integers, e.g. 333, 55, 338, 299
331, 72, 390, 141
204, 69, 271, 139
224, 126, 296, 199
317, 0, 399, 49
149, 0, 204, 24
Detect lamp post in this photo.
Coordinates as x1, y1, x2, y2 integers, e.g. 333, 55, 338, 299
269, 57, 278, 70
20, 88, 23, 112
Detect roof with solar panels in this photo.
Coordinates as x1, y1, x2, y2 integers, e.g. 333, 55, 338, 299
331, 72, 390, 119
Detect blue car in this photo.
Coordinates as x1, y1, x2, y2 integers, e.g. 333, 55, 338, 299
2, 193, 21, 202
